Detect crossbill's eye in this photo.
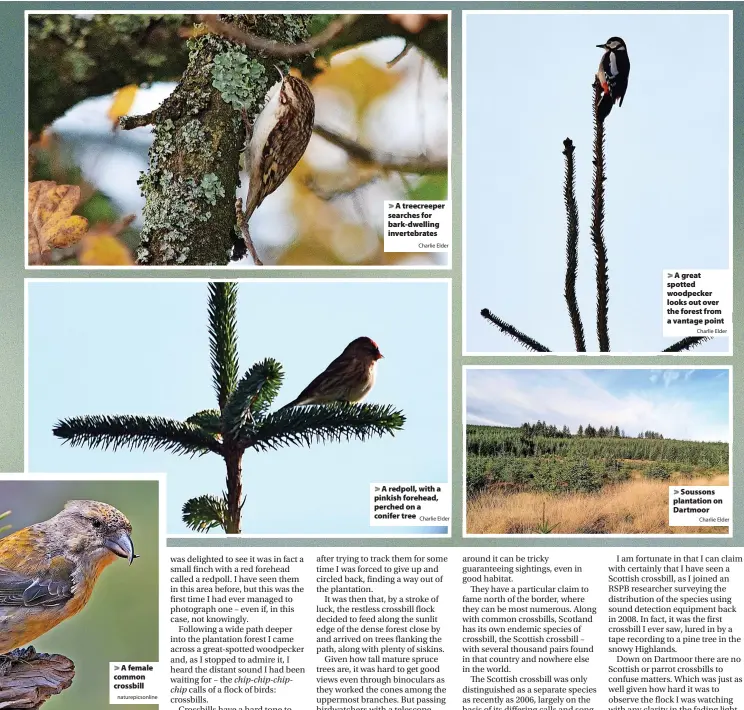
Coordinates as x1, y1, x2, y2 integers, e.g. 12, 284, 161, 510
91, 519, 102, 528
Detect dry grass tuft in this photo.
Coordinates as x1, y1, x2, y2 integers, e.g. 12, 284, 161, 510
467, 474, 729, 535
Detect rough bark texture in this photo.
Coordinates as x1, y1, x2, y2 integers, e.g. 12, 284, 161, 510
224, 448, 243, 534
0, 647, 75, 709
132, 15, 312, 265
28, 14, 193, 134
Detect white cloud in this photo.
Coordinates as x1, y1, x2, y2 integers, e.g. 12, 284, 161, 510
466, 370, 729, 442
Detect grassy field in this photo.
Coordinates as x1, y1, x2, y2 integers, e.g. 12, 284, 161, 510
466, 425, 729, 535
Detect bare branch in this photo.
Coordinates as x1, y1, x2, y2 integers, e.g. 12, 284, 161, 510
591, 80, 610, 351
662, 337, 712, 353
388, 42, 413, 68
303, 173, 381, 201
562, 138, 586, 352
480, 309, 551, 353
314, 125, 447, 174
199, 14, 360, 58
119, 110, 156, 131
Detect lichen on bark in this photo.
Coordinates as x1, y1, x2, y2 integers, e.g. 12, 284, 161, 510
129, 15, 312, 265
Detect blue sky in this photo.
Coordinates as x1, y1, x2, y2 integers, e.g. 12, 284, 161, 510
465, 12, 730, 353
27, 280, 450, 536
467, 368, 730, 442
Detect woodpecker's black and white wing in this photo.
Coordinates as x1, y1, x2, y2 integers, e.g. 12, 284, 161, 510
596, 37, 631, 120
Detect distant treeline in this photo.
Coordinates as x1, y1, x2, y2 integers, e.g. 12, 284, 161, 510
518, 420, 664, 439
467, 424, 728, 467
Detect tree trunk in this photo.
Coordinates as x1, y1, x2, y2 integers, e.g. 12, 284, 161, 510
129, 14, 312, 265
224, 448, 243, 534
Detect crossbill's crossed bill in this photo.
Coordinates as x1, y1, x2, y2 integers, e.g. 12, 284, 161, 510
0, 500, 137, 654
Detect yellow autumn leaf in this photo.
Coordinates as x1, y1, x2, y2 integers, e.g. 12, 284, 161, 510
278, 241, 338, 266
108, 84, 139, 129
28, 180, 89, 263
284, 159, 381, 265
313, 57, 400, 118
78, 232, 134, 266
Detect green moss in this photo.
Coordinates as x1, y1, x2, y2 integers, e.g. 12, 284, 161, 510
28, 14, 191, 132
65, 49, 95, 82
256, 14, 311, 45
281, 14, 312, 43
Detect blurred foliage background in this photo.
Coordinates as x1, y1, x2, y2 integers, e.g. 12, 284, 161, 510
28, 13, 449, 266
0, 480, 159, 709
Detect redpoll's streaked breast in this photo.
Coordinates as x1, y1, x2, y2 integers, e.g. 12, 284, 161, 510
282, 337, 383, 409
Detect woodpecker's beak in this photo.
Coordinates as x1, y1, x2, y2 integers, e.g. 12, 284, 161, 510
105, 530, 138, 565
597, 43, 608, 49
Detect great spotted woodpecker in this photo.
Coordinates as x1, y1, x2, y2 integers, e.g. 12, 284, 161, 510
596, 37, 630, 121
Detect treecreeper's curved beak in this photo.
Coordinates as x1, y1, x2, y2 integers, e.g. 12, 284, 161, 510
106, 530, 138, 565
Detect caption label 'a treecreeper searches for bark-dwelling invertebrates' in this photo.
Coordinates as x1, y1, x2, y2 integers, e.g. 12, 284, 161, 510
384, 201, 451, 253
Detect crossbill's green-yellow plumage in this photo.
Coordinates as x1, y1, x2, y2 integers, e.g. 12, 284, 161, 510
0, 500, 136, 654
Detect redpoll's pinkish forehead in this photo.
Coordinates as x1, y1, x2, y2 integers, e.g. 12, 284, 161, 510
344, 336, 382, 358
364, 338, 383, 359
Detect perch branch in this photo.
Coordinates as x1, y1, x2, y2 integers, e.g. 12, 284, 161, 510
662, 336, 712, 352
0, 647, 74, 709
388, 42, 413, 67
480, 309, 551, 352
199, 14, 360, 58
303, 173, 381, 201
119, 110, 157, 130
591, 80, 610, 352
562, 138, 586, 352
314, 125, 447, 174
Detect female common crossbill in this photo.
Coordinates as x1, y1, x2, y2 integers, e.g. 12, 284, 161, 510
0, 500, 137, 654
